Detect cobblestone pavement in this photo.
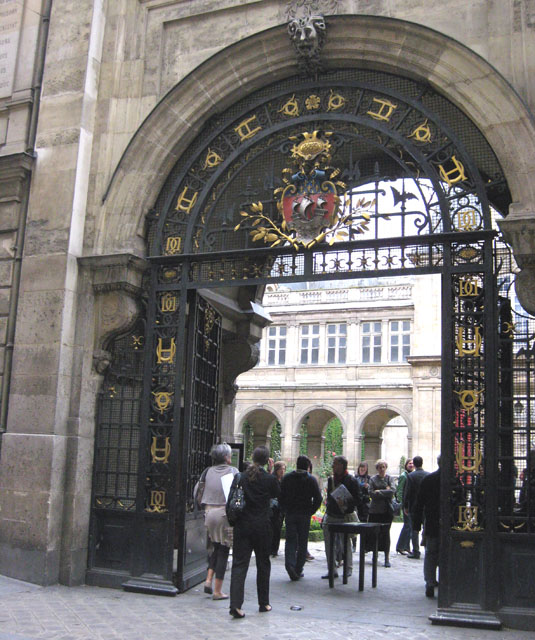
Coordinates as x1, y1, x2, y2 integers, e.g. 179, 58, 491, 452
0, 525, 533, 640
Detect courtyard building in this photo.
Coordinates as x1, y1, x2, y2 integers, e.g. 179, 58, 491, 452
234, 276, 442, 473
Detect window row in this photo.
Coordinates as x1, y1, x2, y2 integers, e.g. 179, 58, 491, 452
266, 320, 411, 366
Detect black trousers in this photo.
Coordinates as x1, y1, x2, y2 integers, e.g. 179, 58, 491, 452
230, 517, 272, 609
208, 542, 230, 580
284, 513, 310, 574
270, 509, 283, 555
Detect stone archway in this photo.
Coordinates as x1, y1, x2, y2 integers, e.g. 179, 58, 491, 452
239, 406, 282, 455
96, 16, 535, 312
360, 406, 410, 470
295, 407, 346, 466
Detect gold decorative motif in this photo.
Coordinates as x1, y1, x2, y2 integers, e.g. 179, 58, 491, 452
160, 293, 177, 313
457, 246, 479, 261
455, 388, 484, 412
279, 95, 300, 117
203, 148, 223, 170
235, 115, 262, 142
438, 155, 467, 186
455, 440, 483, 472
234, 130, 372, 250
165, 236, 181, 255
132, 335, 144, 350
367, 97, 398, 121
454, 207, 479, 231
175, 186, 198, 214
305, 94, 321, 110
146, 490, 167, 513
454, 505, 482, 532
460, 540, 475, 548
156, 338, 176, 364
409, 119, 432, 143
326, 90, 346, 112
204, 307, 217, 351
503, 321, 516, 336
151, 436, 171, 464
456, 326, 482, 357
459, 276, 479, 297
108, 386, 116, 398
152, 391, 173, 414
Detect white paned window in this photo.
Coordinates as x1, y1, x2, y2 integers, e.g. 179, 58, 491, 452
267, 325, 286, 365
327, 323, 347, 364
390, 320, 411, 362
362, 321, 382, 363
300, 324, 320, 364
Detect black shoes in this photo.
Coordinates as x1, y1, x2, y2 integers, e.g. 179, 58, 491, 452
322, 572, 338, 579
396, 548, 408, 555
407, 552, 421, 559
286, 565, 300, 581
425, 585, 435, 598
259, 604, 272, 612
229, 608, 245, 618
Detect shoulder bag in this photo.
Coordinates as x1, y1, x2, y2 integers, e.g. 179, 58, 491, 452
226, 473, 246, 526
194, 467, 210, 509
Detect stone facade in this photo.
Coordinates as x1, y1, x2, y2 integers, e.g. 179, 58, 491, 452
234, 276, 442, 473
0, 3, 534, 629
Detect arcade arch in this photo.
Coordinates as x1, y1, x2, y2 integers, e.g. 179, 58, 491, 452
360, 407, 412, 471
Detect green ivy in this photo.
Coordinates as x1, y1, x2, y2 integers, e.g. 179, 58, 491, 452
271, 421, 281, 460
324, 417, 343, 464
299, 423, 308, 455
243, 421, 254, 461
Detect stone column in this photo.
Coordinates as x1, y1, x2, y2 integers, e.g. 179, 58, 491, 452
0, 0, 108, 585
281, 401, 294, 460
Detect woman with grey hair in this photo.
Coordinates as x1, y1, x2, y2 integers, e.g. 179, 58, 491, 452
367, 459, 396, 567
194, 443, 238, 600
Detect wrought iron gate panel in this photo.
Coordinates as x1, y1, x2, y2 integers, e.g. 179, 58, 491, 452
176, 293, 222, 591
88, 319, 145, 578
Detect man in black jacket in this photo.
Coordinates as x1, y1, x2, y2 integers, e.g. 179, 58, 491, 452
279, 455, 322, 581
413, 456, 441, 598
403, 455, 429, 559
321, 455, 362, 579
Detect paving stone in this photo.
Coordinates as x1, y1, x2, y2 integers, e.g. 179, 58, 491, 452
0, 527, 533, 640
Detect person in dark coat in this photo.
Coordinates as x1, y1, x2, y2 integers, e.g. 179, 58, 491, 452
270, 461, 286, 556
279, 455, 322, 581
228, 446, 280, 618
321, 455, 363, 579
413, 456, 441, 597
403, 455, 429, 559
367, 459, 396, 567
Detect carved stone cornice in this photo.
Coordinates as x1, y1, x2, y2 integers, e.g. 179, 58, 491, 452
78, 254, 149, 371
499, 211, 535, 314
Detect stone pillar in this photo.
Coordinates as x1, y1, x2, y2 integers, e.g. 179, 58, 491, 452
344, 400, 357, 469
281, 401, 294, 460
0, 0, 108, 586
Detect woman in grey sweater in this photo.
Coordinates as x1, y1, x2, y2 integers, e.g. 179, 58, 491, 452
194, 443, 238, 600
368, 459, 396, 567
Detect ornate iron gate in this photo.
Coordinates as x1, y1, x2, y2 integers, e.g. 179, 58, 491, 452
89, 67, 535, 626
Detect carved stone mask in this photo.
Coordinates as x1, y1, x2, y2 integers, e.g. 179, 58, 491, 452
288, 15, 326, 57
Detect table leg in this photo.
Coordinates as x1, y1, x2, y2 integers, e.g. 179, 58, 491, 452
329, 526, 334, 588
342, 533, 348, 584
358, 532, 365, 591
372, 527, 378, 588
